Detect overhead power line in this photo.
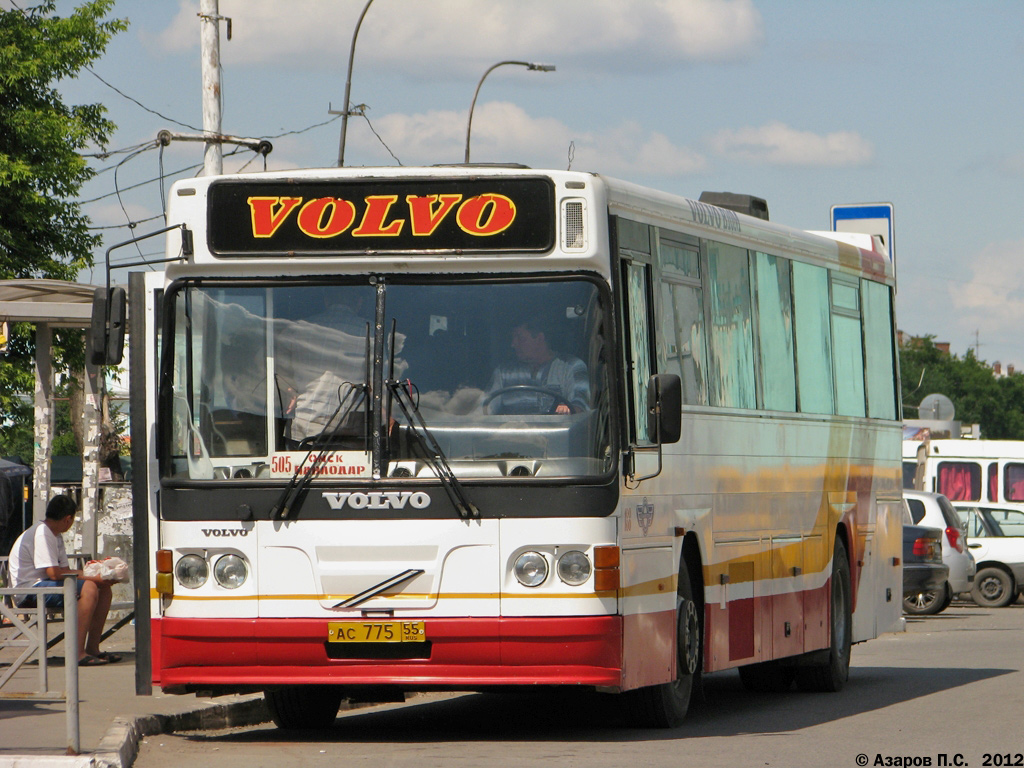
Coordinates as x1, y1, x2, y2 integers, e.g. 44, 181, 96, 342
86, 66, 203, 132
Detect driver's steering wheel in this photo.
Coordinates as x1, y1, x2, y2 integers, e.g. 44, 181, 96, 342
482, 385, 572, 415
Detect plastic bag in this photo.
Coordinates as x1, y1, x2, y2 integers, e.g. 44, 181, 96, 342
83, 556, 130, 582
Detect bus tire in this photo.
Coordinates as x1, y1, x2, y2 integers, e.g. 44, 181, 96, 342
628, 556, 702, 728
795, 538, 852, 693
265, 685, 344, 730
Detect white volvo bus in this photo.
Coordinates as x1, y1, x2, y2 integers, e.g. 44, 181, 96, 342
95, 166, 904, 728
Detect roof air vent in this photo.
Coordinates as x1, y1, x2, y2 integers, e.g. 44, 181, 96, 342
698, 191, 769, 221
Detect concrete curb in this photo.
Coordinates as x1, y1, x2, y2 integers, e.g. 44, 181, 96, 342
0, 697, 272, 768
91, 697, 272, 768
0, 692, 389, 767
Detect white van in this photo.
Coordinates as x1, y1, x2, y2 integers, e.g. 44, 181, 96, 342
902, 439, 1024, 507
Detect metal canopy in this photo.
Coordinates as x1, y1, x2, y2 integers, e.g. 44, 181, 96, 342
0, 279, 98, 327
0, 279, 107, 554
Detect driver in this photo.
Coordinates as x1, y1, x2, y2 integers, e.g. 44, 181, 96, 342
487, 319, 590, 415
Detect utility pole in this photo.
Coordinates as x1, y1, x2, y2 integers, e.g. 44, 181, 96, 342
199, 0, 223, 176
333, 0, 376, 167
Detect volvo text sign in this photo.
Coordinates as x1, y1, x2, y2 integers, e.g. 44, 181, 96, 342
831, 203, 894, 264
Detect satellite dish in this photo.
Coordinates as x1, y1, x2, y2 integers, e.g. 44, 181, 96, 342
918, 393, 956, 421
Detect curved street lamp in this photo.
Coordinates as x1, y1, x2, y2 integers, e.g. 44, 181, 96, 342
464, 60, 555, 164
337, 0, 375, 167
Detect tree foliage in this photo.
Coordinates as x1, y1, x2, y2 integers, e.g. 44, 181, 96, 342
900, 337, 1024, 439
0, 1, 125, 455
0, 0, 126, 281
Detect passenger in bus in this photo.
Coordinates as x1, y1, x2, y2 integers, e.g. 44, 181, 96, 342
277, 290, 374, 445
487, 318, 589, 415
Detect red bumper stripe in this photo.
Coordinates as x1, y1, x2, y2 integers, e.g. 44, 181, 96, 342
154, 616, 623, 688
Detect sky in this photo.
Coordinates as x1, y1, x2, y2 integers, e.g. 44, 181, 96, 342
11, 0, 1024, 370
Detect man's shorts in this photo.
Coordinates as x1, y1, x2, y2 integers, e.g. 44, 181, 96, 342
14, 579, 85, 609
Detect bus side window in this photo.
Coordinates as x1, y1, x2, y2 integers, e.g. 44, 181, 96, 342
753, 252, 796, 412
1003, 462, 1024, 502
623, 260, 654, 444
705, 240, 755, 409
937, 461, 981, 501
792, 262, 834, 415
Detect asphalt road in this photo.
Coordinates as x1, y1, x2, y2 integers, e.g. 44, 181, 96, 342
134, 599, 1024, 768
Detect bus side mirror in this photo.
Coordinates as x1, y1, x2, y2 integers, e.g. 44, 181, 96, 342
90, 286, 126, 365
647, 373, 681, 445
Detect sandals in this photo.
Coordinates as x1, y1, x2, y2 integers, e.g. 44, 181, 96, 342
94, 651, 123, 663
79, 654, 109, 666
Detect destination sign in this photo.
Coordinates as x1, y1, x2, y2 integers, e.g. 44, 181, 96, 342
207, 177, 556, 256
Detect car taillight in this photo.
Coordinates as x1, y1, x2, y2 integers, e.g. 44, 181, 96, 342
913, 537, 939, 560
945, 525, 964, 553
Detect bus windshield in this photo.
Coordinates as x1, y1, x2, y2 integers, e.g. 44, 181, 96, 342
164, 278, 612, 482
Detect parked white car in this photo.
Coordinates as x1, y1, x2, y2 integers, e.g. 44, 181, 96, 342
903, 490, 976, 614
950, 502, 1024, 608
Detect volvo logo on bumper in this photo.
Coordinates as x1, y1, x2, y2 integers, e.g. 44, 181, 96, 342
323, 491, 431, 510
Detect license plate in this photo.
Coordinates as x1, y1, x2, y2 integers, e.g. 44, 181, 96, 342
327, 621, 425, 643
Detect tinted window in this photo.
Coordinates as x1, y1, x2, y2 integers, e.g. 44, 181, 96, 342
903, 461, 917, 489
936, 495, 965, 529
706, 241, 755, 409
792, 262, 834, 414
754, 252, 796, 411
862, 280, 897, 420
937, 461, 982, 501
659, 280, 708, 405
905, 497, 926, 524
831, 275, 865, 417
1004, 463, 1024, 501
625, 261, 653, 443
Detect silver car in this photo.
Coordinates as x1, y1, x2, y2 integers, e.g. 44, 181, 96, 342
903, 490, 977, 614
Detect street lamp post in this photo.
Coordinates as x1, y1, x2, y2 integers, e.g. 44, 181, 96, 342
336, 0, 375, 167
464, 60, 555, 164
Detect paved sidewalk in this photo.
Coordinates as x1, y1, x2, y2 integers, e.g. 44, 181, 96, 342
0, 619, 268, 767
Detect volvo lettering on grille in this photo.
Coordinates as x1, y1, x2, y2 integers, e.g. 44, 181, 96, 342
322, 491, 431, 510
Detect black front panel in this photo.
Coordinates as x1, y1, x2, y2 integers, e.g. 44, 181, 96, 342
207, 177, 556, 256
159, 479, 618, 522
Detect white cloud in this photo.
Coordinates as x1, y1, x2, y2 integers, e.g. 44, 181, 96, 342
951, 241, 1024, 352
710, 121, 874, 167
159, 0, 762, 72
343, 102, 706, 176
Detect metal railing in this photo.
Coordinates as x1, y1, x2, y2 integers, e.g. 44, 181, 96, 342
0, 563, 82, 754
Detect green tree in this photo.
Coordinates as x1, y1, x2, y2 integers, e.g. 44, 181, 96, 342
900, 336, 1024, 439
0, 1, 126, 454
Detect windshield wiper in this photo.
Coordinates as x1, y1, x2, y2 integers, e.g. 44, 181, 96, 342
272, 380, 367, 520
384, 318, 478, 519
272, 323, 372, 521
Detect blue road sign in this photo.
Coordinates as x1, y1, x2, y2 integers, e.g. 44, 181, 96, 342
831, 203, 894, 264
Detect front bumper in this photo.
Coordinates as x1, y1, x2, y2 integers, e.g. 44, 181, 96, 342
152, 615, 624, 690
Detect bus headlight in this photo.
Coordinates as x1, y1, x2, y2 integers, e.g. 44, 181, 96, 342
214, 554, 248, 589
556, 550, 592, 586
513, 551, 548, 587
175, 554, 208, 589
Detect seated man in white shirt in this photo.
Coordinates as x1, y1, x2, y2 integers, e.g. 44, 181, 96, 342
8, 495, 118, 666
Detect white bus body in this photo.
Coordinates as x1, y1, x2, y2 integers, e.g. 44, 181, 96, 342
903, 438, 1024, 508
122, 166, 903, 727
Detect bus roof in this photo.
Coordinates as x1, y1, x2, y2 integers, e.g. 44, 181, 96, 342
164, 165, 893, 283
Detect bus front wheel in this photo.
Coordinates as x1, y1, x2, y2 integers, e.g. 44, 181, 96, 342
265, 685, 344, 730
627, 556, 702, 727
795, 538, 852, 693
